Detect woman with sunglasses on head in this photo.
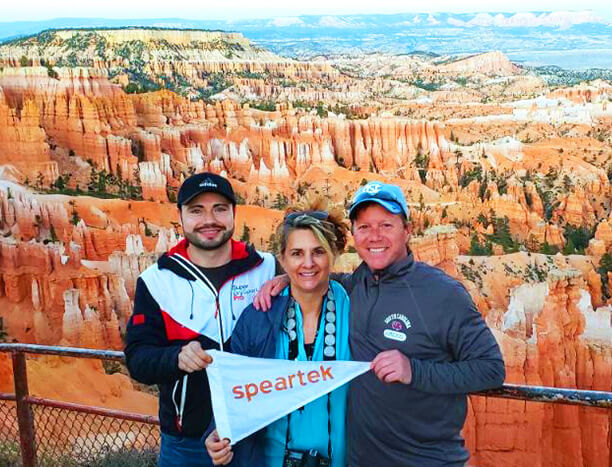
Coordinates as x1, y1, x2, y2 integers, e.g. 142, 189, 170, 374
205, 198, 350, 467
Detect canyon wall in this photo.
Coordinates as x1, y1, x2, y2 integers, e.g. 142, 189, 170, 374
0, 31, 610, 466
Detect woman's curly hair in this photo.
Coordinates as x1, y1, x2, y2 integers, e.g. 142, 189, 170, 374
277, 195, 348, 259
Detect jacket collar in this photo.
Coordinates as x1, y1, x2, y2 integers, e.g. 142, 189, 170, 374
357, 249, 415, 283
167, 238, 249, 261
159, 238, 261, 281
266, 294, 291, 326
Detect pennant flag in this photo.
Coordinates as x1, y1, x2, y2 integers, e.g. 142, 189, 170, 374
206, 350, 370, 444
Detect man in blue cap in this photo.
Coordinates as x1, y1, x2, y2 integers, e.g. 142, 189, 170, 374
255, 181, 505, 466
345, 181, 505, 466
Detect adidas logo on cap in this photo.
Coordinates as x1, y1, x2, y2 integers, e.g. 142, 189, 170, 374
199, 179, 218, 188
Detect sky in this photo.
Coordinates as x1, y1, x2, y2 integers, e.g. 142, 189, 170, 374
3, 0, 612, 22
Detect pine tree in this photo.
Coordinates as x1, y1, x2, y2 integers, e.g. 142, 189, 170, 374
97, 169, 108, 193
562, 238, 576, 255
88, 166, 98, 193
468, 234, 492, 256
240, 224, 251, 243
0, 317, 8, 342
49, 224, 58, 243
267, 232, 280, 254
69, 202, 80, 226
488, 216, 519, 253
539, 242, 559, 255
53, 175, 65, 191
597, 253, 612, 299
36, 172, 45, 190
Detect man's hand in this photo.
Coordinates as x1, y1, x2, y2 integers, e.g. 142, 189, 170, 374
178, 341, 212, 373
371, 350, 412, 384
205, 429, 233, 465
253, 275, 289, 310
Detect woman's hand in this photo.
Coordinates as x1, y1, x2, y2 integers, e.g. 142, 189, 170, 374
205, 429, 234, 465
253, 275, 289, 310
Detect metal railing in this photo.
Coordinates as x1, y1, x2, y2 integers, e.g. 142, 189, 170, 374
1, 343, 611, 466
0, 344, 159, 466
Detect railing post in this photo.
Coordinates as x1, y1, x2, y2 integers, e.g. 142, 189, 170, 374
12, 351, 37, 467
609, 410, 612, 467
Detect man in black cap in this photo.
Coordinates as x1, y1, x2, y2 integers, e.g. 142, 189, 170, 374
125, 172, 276, 466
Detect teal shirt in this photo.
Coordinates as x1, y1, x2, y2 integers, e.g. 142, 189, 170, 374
263, 280, 351, 467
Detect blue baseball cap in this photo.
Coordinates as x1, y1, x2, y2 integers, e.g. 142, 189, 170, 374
349, 182, 410, 220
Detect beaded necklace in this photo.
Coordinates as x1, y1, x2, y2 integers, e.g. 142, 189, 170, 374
282, 286, 336, 461
283, 287, 337, 360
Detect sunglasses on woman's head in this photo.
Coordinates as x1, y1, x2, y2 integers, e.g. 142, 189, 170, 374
283, 210, 329, 225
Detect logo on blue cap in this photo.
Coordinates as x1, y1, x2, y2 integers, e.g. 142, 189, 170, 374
349, 182, 410, 219
361, 182, 382, 195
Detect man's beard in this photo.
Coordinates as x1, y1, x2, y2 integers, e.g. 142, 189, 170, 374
184, 226, 234, 251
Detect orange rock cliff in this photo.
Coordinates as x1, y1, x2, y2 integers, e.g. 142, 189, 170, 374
0, 28, 610, 466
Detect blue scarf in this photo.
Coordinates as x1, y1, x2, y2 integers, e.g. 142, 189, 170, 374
263, 280, 351, 467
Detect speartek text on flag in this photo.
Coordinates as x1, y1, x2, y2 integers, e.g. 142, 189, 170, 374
206, 350, 370, 443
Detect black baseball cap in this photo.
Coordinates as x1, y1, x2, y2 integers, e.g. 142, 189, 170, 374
177, 172, 236, 207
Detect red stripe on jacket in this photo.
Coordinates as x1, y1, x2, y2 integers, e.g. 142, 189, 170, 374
132, 314, 145, 325
161, 309, 201, 341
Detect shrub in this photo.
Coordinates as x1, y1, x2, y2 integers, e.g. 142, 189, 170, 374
272, 193, 288, 210
468, 234, 492, 256
70, 207, 81, 226
240, 224, 251, 243
144, 223, 153, 237
488, 216, 520, 253
234, 193, 246, 205
0, 317, 8, 342
247, 100, 276, 111
563, 224, 594, 254
410, 79, 440, 91
46, 64, 59, 79
49, 224, 59, 243
91, 448, 158, 466
414, 152, 429, 184
315, 102, 327, 118
102, 360, 122, 375
459, 166, 482, 188
597, 253, 612, 299
0, 441, 20, 465
539, 242, 560, 255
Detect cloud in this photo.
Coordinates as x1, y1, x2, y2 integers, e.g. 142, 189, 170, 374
268, 17, 305, 27
465, 10, 607, 28
447, 17, 466, 26
426, 14, 440, 25
318, 16, 352, 27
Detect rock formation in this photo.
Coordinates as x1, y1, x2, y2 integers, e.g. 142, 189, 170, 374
0, 27, 610, 467
438, 51, 520, 75
456, 254, 611, 467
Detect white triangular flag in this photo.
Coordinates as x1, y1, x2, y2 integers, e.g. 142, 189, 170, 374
207, 350, 370, 444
